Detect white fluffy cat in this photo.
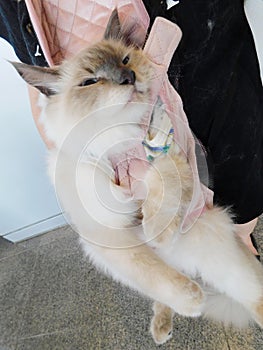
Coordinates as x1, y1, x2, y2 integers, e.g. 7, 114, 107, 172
12, 10, 263, 345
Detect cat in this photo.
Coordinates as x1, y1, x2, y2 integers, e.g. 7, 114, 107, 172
12, 10, 263, 345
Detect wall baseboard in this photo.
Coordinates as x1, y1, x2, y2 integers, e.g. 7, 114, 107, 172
3, 214, 67, 243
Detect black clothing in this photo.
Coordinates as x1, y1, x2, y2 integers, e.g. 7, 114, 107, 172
143, 0, 263, 224
1, 0, 262, 223
0, 0, 47, 66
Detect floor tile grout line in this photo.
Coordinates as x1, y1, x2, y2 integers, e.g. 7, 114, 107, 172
12, 248, 45, 348
15, 321, 107, 343
222, 325, 232, 350
16, 328, 72, 342
14, 310, 103, 343
0, 246, 38, 262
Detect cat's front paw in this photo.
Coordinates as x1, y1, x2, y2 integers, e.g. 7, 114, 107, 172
170, 278, 204, 317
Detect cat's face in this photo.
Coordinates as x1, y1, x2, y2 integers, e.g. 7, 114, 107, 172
11, 10, 153, 148
58, 38, 153, 119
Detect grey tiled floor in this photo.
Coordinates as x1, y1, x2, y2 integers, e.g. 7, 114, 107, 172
1, 219, 263, 350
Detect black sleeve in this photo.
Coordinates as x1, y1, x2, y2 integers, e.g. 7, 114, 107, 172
0, 0, 47, 66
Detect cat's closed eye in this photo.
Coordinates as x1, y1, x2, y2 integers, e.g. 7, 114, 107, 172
79, 78, 98, 87
122, 56, 130, 65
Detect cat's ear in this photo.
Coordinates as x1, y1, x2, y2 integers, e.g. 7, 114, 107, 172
10, 61, 60, 97
104, 9, 121, 40
104, 9, 145, 47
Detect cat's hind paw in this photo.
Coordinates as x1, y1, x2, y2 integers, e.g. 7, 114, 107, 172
150, 302, 174, 345
252, 297, 263, 328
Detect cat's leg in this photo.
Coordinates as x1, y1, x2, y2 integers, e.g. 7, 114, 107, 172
150, 301, 174, 345
63, 159, 204, 318
253, 297, 263, 328
84, 239, 204, 318
141, 145, 263, 327
175, 207, 263, 327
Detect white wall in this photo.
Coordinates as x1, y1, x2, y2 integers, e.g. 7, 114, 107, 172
0, 39, 65, 242
245, 0, 263, 82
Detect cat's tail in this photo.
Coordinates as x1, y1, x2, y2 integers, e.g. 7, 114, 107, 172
202, 287, 252, 328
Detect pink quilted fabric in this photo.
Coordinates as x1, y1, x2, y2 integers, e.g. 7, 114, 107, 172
25, 0, 213, 232
144, 18, 213, 231
25, 0, 149, 65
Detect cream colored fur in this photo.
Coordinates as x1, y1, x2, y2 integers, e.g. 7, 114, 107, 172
12, 10, 263, 345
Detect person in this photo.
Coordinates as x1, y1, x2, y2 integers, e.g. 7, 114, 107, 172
1, 0, 262, 254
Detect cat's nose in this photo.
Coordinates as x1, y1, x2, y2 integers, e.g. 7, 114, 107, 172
119, 69, 136, 85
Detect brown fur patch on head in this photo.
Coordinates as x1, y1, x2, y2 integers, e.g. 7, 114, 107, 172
60, 39, 152, 90
53, 38, 153, 125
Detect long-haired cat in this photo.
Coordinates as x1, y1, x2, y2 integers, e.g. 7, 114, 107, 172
12, 10, 263, 345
